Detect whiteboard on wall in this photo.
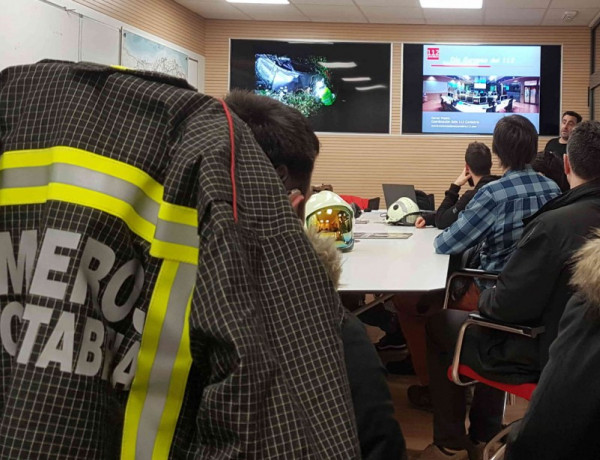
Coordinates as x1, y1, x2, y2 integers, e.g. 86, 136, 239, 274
0, 0, 79, 70
81, 16, 120, 66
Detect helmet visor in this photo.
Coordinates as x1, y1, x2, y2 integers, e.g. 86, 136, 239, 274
306, 205, 354, 251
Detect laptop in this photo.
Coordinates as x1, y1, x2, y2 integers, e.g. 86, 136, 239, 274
382, 184, 417, 208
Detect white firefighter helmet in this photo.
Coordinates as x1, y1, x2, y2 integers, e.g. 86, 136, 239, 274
305, 191, 354, 252
386, 197, 420, 226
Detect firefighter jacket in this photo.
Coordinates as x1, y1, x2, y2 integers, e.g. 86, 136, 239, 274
0, 61, 360, 459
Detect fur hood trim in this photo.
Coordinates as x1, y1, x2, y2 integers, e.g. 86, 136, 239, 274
305, 227, 342, 289
571, 229, 600, 306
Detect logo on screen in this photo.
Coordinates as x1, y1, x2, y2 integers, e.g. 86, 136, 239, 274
427, 48, 440, 60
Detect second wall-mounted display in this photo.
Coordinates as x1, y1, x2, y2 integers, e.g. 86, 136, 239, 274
402, 43, 562, 136
230, 39, 392, 134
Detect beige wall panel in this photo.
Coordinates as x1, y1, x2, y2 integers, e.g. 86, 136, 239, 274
205, 21, 590, 206
74, 0, 206, 55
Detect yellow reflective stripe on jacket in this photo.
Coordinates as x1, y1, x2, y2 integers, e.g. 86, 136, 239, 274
153, 300, 193, 459
0, 147, 199, 263
122, 260, 195, 460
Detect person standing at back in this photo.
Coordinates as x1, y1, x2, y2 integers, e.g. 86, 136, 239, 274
543, 110, 582, 160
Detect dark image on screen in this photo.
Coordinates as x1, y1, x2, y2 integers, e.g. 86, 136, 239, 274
403, 44, 561, 136
230, 39, 391, 133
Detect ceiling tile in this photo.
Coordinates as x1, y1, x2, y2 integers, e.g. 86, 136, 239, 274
294, 4, 368, 22
484, 8, 545, 25
550, 0, 600, 7
233, 4, 310, 21
291, 0, 354, 5
423, 8, 484, 25
361, 6, 425, 24
176, 0, 252, 20
483, 0, 551, 8
354, 0, 419, 6
542, 7, 600, 25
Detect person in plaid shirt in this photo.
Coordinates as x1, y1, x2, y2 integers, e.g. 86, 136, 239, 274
418, 115, 561, 460
434, 115, 561, 277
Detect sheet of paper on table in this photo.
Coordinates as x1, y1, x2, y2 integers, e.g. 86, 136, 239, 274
354, 232, 412, 239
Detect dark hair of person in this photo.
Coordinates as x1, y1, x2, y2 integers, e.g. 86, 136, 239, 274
224, 89, 320, 182
531, 151, 569, 192
563, 110, 582, 124
491, 115, 538, 170
567, 121, 600, 181
464, 142, 492, 176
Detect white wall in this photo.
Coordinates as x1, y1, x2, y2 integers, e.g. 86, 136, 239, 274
0, 0, 205, 91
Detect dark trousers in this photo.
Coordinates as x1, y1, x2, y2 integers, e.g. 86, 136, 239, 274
426, 309, 505, 450
343, 313, 407, 460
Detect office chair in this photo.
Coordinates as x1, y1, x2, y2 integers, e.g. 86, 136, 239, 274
442, 268, 499, 310
506, 98, 514, 112
440, 268, 542, 458
448, 313, 544, 460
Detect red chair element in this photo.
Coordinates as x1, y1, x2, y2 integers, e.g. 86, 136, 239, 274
448, 313, 544, 460
339, 195, 380, 211
447, 365, 536, 402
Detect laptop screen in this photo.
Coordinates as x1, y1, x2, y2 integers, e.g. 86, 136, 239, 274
382, 184, 417, 208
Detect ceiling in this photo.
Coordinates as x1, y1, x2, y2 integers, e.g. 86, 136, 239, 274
175, 0, 600, 26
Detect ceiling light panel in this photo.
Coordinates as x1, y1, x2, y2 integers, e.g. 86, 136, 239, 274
420, 0, 482, 8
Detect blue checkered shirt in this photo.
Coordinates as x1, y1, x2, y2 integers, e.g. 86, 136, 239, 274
434, 167, 561, 273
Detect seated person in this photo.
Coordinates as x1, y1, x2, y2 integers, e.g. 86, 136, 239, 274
415, 142, 499, 230
423, 120, 600, 460
434, 115, 561, 288
394, 117, 560, 412
543, 110, 582, 160
506, 232, 600, 460
224, 89, 406, 460
531, 150, 569, 192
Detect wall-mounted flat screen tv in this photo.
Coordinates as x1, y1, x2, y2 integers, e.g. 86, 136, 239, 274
230, 39, 392, 134
402, 44, 561, 136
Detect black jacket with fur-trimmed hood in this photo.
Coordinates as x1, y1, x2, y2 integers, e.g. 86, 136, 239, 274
506, 229, 600, 460
306, 229, 407, 460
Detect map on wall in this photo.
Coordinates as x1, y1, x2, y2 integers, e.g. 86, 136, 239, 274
121, 30, 188, 79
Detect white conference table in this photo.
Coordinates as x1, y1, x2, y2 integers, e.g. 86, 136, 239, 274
338, 211, 449, 293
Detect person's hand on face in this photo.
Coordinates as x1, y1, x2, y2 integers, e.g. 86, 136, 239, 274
454, 167, 472, 187
414, 216, 426, 228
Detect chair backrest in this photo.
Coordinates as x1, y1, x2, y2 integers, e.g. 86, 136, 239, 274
415, 190, 435, 210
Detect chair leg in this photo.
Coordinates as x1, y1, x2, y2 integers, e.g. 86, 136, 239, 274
488, 444, 506, 460
483, 420, 518, 460
501, 392, 507, 424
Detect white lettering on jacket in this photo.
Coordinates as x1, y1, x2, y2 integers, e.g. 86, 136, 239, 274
0, 229, 146, 389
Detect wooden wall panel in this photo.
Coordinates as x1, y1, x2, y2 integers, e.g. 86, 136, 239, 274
74, 0, 206, 55
205, 20, 590, 207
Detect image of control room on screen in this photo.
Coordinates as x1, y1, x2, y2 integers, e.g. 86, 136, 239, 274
422, 75, 540, 114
